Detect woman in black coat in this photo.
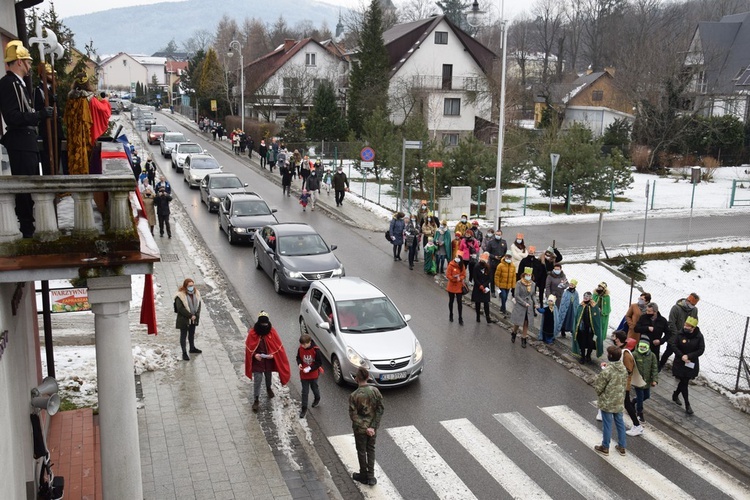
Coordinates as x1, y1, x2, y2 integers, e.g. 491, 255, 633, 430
471, 257, 495, 323
670, 317, 705, 415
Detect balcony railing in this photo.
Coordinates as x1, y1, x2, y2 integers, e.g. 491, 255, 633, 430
411, 75, 482, 91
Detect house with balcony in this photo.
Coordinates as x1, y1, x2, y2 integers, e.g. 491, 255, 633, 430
684, 11, 750, 123
244, 38, 349, 123
380, 15, 497, 146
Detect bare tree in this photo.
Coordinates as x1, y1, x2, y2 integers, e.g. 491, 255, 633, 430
182, 29, 213, 53
531, 0, 565, 83
398, 0, 439, 22
508, 16, 533, 86
563, 0, 585, 75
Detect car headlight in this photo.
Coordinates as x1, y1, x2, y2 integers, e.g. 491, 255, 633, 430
413, 339, 423, 364
210, 197, 220, 203
178, 158, 185, 165
284, 268, 303, 278
347, 346, 370, 368
331, 266, 344, 277
232, 227, 246, 233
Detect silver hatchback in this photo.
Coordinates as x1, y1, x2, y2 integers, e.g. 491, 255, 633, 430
299, 277, 424, 388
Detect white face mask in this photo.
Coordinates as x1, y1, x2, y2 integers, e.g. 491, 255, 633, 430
524, 274, 532, 281
495, 235, 502, 240
516, 239, 522, 244
504, 258, 511, 263
553, 269, 561, 275
454, 257, 461, 263
461, 218, 467, 223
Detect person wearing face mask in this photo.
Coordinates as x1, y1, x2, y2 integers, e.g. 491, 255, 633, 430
592, 282, 611, 339
245, 311, 291, 413
634, 302, 672, 360
434, 220, 452, 274
593, 346, 628, 457
611, 330, 640, 434
404, 214, 420, 270
454, 213, 470, 238
388, 212, 406, 261
493, 250, 516, 315
421, 215, 437, 251
509, 233, 528, 270
573, 291, 602, 364
629, 334, 659, 434
445, 256, 467, 324
416, 200, 431, 228
174, 278, 203, 361
333, 165, 350, 206
538, 295, 559, 344
450, 231, 463, 261
558, 279, 579, 338
460, 230, 480, 284
624, 292, 651, 340
544, 264, 567, 307
486, 229, 508, 297
661, 293, 699, 372
670, 316, 704, 415
510, 267, 537, 347
471, 252, 496, 323
470, 220, 483, 247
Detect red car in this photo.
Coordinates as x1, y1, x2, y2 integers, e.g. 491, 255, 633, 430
147, 125, 169, 144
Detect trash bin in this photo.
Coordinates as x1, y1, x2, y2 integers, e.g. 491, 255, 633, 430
691, 166, 701, 184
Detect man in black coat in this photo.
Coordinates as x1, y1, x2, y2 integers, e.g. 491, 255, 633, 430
153, 186, 172, 238
332, 165, 349, 207
634, 302, 674, 359
0, 41, 53, 238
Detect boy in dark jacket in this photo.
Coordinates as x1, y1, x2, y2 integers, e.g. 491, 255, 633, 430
297, 334, 322, 418
153, 187, 172, 238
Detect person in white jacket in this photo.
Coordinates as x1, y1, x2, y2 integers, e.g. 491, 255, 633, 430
510, 233, 528, 270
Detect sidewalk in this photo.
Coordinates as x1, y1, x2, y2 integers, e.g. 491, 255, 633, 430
162, 112, 750, 485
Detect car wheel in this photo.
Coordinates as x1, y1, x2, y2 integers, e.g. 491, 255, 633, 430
299, 317, 308, 335
227, 226, 235, 245
331, 356, 345, 386
273, 271, 282, 294
254, 248, 261, 269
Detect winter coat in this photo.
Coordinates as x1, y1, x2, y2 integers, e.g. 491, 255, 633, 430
518, 255, 545, 284
621, 348, 635, 391
434, 227, 452, 255
306, 171, 321, 191
471, 264, 492, 303
544, 271, 568, 305
389, 217, 405, 246
297, 344, 323, 380
592, 292, 611, 334
594, 360, 627, 413
333, 171, 349, 191
633, 349, 659, 388
510, 279, 537, 326
558, 287, 580, 333
281, 165, 293, 186
493, 260, 516, 290
635, 312, 673, 354
174, 290, 202, 329
668, 298, 699, 332
542, 248, 563, 273
404, 221, 420, 248
625, 302, 646, 339
445, 260, 466, 294
486, 237, 508, 268
538, 304, 560, 341
459, 237, 480, 261
421, 221, 437, 240
450, 238, 462, 260
509, 242, 528, 270
572, 303, 603, 357
454, 220, 470, 237
140, 186, 157, 226
671, 326, 705, 379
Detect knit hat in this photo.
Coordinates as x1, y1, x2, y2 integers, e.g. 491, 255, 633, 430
545, 246, 555, 255
523, 267, 533, 275
516, 233, 524, 239
254, 311, 272, 335
4, 41, 32, 63
505, 250, 512, 256
547, 294, 556, 303
639, 334, 651, 344
569, 279, 578, 286
685, 316, 698, 327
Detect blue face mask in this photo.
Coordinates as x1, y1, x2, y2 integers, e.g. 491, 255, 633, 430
187, 286, 194, 293
553, 269, 561, 275
495, 235, 502, 240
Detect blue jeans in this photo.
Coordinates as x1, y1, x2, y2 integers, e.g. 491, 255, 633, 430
499, 289, 509, 311
600, 411, 626, 449
634, 387, 651, 413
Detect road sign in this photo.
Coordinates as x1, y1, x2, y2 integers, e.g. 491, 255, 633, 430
550, 153, 560, 171
210, 100, 217, 111
360, 147, 375, 162
427, 161, 443, 168
361, 161, 374, 169
404, 140, 422, 149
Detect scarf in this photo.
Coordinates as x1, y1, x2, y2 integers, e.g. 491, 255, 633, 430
521, 277, 533, 292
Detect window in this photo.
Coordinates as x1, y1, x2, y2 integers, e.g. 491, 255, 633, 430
592, 90, 603, 101
435, 31, 448, 44
442, 64, 453, 90
283, 77, 300, 102
443, 134, 459, 146
305, 53, 316, 66
444, 98, 461, 116
310, 288, 322, 310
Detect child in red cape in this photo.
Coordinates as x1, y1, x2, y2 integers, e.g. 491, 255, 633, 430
245, 311, 291, 412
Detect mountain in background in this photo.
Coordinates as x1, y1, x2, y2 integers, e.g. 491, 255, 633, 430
64, 0, 343, 56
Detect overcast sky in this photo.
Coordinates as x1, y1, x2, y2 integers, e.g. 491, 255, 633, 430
48, 0, 527, 20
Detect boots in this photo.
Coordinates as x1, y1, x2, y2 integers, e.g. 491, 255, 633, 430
672, 391, 682, 406
252, 398, 259, 413
267, 388, 275, 399
299, 407, 307, 418
685, 403, 694, 415
511, 331, 517, 343
522, 337, 527, 348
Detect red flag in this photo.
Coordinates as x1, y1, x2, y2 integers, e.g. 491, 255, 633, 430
140, 274, 158, 335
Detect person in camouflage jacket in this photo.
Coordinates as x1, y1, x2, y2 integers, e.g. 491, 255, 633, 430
593, 346, 628, 456
349, 367, 385, 486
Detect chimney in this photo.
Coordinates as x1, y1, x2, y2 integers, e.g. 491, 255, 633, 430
283, 39, 296, 52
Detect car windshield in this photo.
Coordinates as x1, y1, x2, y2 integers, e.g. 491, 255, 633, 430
143, 112, 154, 118
232, 200, 271, 216
278, 234, 329, 256
335, 297, 406, 333
190, 158, 220, 169
211, 177, 243, 189
180, 144, 202, 153
164, 133, 185, 142
150, 126, 168, 133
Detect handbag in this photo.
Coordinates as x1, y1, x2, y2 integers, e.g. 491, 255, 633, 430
461, 283, 470, 295
385, 230, 391, 241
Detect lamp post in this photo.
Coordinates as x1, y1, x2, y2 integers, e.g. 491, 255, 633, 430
227, 40, 244, 129
467, 0, 507, 230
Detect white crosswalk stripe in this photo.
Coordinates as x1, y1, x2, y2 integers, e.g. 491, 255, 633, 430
639, 423, 750, 499
441, 418, 551, 499
387, 425, 477, 500
327, 434, 403, 500
493, 412, 622, 500
541, 405, 695, 500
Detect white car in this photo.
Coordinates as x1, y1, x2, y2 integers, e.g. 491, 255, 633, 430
183, 154, 222, 188
172, 142, 204, 172
160, 132, 187, 158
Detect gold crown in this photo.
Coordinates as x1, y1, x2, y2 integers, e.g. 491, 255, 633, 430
258, 311, 269, 319
4, 41, 32, 63
76, 75, 89, 85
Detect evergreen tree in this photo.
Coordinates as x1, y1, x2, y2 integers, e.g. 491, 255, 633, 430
436, 0, 470, 30
307, 80, 348, 141
347, 0, 390, 137
199, 48, 225, 117
281, 111, 306, 143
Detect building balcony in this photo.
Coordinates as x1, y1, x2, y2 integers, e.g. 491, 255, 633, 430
411, 75, 482, 92
0, 142, 159, 283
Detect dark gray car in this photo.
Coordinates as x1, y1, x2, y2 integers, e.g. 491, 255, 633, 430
218, 192, 278, 244
200, 173, 248, 212
253, 223, 345, 294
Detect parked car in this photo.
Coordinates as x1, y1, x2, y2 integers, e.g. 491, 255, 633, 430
254, 223, 344, 294
200, 173, 247, 212
160, 132, 187, 158
147, 125, 169, 145
142, 111, 156, 129
183, 153, 222, 187
218, 192, 278, 244
172, 142, 204, 171
108, 98, 123, 114
299, 277, 423, 387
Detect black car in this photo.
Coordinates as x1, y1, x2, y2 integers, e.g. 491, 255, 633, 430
218, 192, 278, 245
200, 173, 248, 212
253, 223, 344, 294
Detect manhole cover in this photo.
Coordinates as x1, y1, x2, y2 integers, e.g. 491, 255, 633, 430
160, 253, 179, 262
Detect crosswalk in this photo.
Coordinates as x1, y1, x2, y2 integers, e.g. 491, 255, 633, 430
328, 404, 750, 500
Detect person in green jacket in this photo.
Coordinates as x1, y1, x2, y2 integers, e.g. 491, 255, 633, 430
594, 345, 628, 456
629, 335, 659, 434
592, 281, 611, 347
572, 292, 603, 363
349, 367, 384, 486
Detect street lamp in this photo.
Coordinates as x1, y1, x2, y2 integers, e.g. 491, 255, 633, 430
466, 0, 507, 230
227, 40, 244, 129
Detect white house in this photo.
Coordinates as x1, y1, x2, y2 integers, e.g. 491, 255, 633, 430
98, 52, 148, 93
132, 55, 168, 86
381, 15, 497, 145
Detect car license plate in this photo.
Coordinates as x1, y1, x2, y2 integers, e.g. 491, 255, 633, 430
380, 372, 407, 381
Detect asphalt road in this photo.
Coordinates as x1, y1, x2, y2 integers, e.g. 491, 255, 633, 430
139, 112, 749, 499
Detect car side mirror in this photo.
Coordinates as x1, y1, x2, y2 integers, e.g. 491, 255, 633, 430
243, 183, 249, 187
330, 245, 337, 250
317, 321, 334, 333
403, 314, 412, 322
203, 149, 208, 153
271, 208, 278, 213
219, 166, 224, 170
265, 248, 274, 255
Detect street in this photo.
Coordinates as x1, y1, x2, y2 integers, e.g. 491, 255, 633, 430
140, 112, 750, 499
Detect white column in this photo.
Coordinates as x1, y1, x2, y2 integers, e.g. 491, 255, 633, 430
87, 276, 143, 499
108, 191, 132, 232
0, 193, 22, 245
32, 192, 60, 242
72, 192, 97, 238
